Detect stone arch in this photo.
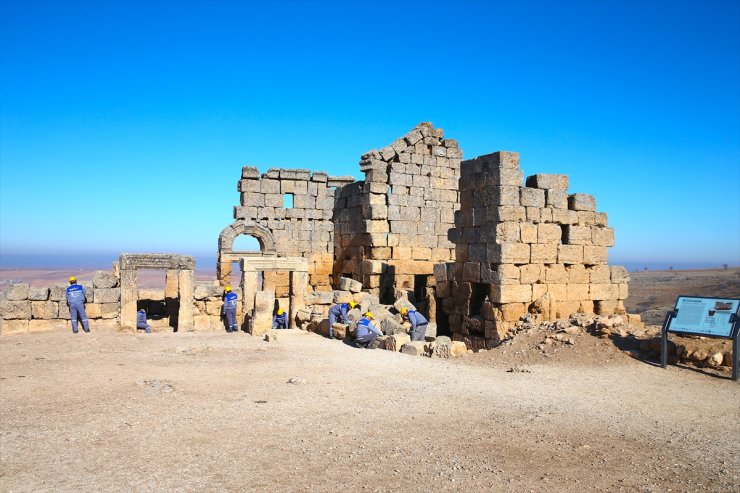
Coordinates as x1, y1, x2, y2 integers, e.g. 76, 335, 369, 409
217, 220, 276, 286
219, 220, 276, 254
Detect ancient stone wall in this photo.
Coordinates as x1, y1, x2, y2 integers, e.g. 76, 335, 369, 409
435, 151, 629, 350
222, 166, 354, 291
334, 123, 460, 302
0, 270, 120, 334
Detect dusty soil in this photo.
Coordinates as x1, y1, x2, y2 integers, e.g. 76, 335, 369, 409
625, 268, 740, 325
1, 326, 738, 493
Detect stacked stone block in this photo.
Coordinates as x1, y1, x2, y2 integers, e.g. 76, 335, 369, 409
0, 271, 120, 335
231, 167, 353, 290
334, 122, 460, 300
435, 151, 628, 350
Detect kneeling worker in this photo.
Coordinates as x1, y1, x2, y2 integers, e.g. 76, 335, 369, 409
223, 285, 239, 333
401, 307, 428, 341
273, 308, 288, 329
136, 309, 151, 334
328, 300, 357, 339
355, 312, 382, 349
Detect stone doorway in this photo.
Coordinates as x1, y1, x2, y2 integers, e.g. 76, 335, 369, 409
240, 256, 308, 335
119, 254, 194, 331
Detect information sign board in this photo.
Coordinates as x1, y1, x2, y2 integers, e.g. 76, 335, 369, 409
669, 296, 740, 338
661, 296, 740, 381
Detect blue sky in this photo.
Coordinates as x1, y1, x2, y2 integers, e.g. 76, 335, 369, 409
1, 0, 738, 270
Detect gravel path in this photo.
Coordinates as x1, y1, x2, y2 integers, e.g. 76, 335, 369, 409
1, 328, 738, 492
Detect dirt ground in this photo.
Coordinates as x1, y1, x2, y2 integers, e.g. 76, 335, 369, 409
1, 325, 738, 493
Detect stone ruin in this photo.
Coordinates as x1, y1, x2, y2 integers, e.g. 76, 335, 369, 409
1, 122, 633, 352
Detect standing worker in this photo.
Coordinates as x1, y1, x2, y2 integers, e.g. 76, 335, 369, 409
401, 307, 428, 341
354, 312, 382, 349
66, 276, 90, 334
222, 285, 239, 333
136, 309, 151, 334
273, 308, 288, 329
327, 300, 357, 339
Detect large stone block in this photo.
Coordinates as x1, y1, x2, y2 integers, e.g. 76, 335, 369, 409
0, 319, 29, 335
338, 277, 363, 293
546, 189, 568, 209
93, 270, 118, 288
31, 301, 57, 319
525, 174, 569, 191
138, 289, 164, 301
0, 300, 31, 319
29, 286, 49, 301
610, 266, 630, 283
400, 341, 428, 356
488, 243, 530, 264
520, 223, 538, 243
557, 244, 584, 264
590, 284, 619, 301
520, 188, 546, 207
95, 288, 120, 303
544, 264, 568, 283
381, 333, 411, 352
583, 246, 608, 264
252, 290, 276, 336
48, 284, 68, 302
566, 284, 590, 301
490, 284, 532, 303
29, 319, 67, 333
530, 244, 558, 263
519, 264, 541, 284
194, 282, 221, 300
538, 223, 562, 244
568, 193, 596, 211
5, 283, 29, 301
588, 265, 611, 283
592, 227, 615, 247
100, 303, 118, 319
562, 225, 592, 245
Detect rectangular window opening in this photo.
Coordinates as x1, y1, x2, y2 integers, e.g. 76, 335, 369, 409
470, 283, 489, 317
284, 193, 294, 208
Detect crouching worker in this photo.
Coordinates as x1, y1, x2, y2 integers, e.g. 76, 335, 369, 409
328, 300, 357, 339
273, 308, 288, 329
222, 285, 239, 333
354, 312, 382, 349
136, 309, 151, 334
66, 276, 89, 334
401, 307, 428, 341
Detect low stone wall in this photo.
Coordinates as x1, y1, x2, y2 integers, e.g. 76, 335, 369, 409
0, 270, 120, 334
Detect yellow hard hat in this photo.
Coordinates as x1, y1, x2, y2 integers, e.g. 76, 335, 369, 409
69, 276, 76, 282
277, 308, 284, 315
225, 285, 231, 292
400, 307, 408, 315
348, 301, 357, 309
364, 312, 374, 319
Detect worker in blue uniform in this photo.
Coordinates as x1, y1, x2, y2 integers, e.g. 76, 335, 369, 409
222, 285, 239, 333
66, 276, 90, 334
354, 312, 382, 349
273, 308, 288, 329
401, 307, 428, 341
136, 309, 151, 334
327, 300, 357, 339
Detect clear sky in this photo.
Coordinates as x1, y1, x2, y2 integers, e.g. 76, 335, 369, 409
1, 0, 739, 270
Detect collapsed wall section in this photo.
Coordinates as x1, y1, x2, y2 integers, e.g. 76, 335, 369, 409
222, 167, 353, 292
334, 123, 460, 303
435, 151, 629, 350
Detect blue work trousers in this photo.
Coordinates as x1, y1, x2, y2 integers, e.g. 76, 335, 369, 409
225, 309, 238, 332
69, 303, 89, 333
